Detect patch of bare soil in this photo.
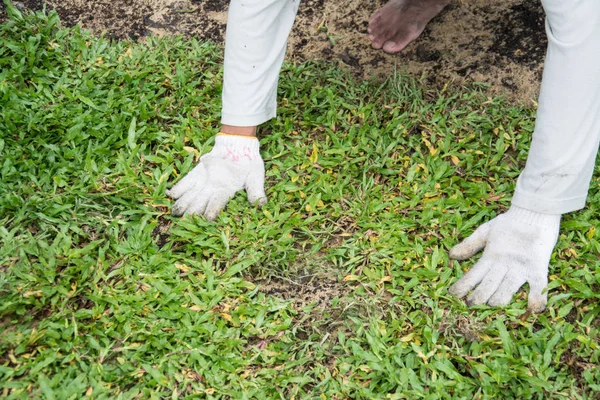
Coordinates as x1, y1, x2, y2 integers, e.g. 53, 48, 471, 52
256, 271, 348, 312
247, 271, 347, 347
1, 0, 547, 103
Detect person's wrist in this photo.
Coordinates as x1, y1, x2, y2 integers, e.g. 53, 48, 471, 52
220, 124, 257, 137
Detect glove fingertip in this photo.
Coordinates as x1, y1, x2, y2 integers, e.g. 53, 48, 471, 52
449, 221, 493, 260
246, 186, 267, 206
252, 196, 267, 208
204, 212, 219, 222
171, 196, 195, 217
171, 205, 185, 216
167, 182, 191, 200
203, 202, 223, 221
204, 192, 232, 222
487, 296, 510, 308
448, 281, 470, 299
466, 291, 490, 307
527, 293, 547, 313
449, 245, 469, 260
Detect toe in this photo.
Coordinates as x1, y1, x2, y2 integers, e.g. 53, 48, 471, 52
382, 30, 419, 54
382, 40, 406, 54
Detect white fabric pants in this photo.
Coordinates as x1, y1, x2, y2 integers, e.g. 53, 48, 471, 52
221, 0, 300, 126
512, 0, 600, 214
221, 0, 600, 215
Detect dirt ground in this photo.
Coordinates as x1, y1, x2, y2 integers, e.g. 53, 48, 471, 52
2, 0, 547, 104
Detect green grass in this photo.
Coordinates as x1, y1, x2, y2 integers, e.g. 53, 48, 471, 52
1, 3, 600, 399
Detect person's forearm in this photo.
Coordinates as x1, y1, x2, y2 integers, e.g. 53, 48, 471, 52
512, 0, 600, 214
221, 0, 300, 128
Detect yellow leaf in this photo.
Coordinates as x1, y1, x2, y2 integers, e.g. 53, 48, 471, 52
451, 155, 459, 166
291, 175, 299, 183
587, 226, 596, 240
86, 387, 93, 397
309, 142, 319, 164
422, 138, 437, 156
343, 274, 360, 282
183, 146, 200, 161
423, 195, 440, 203
131, 369, 145, 378
316, 200, 325, 207
205, 388, 216, 395
241, 281, 256, 290
399, 333, 415, 342
23, 290, 42, 298
305, 204, 312, 212
220, 312, 233, 322
159, 172, 169, 184
357, 365, 371, 372
175, 263, 190, 272
263, 209, 273, 219
189, 305, 203, 312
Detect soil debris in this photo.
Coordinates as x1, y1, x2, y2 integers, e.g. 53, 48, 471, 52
1, 0, 547, 103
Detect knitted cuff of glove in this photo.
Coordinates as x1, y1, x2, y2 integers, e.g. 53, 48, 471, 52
213, 133, 261, 161
506, 205, 561, 228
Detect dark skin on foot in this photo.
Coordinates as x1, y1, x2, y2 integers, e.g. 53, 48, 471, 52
368, 0, 451, 53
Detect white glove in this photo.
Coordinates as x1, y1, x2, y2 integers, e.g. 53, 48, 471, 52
166, 134, 267, 221
448, 206, 561, 312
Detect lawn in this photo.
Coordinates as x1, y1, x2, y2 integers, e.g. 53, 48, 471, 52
1, 3, 599, 399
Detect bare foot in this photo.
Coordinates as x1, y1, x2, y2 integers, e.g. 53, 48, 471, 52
368, 0, 450, 54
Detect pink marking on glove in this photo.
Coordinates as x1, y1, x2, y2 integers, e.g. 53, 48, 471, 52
224, 147, 240, 162
243, 146, 254, 161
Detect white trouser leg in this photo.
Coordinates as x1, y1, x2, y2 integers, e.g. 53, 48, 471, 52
512, 0, 600, 214
221, 0, 300, 126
